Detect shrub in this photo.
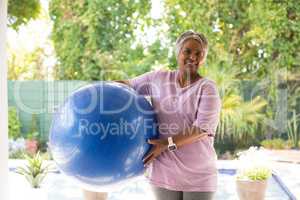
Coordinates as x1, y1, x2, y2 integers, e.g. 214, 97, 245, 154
8, 107, 21, 139
260, 139, 286, 149
285, 140, 294, 149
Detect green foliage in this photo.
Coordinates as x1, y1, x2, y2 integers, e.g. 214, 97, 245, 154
237, 167, 272, 181
9, 150, 27, 159
219, 94, 267, 141
50, 0, 168, 80
8, 107, 21, 139
164, 1, 300, 144
285, 140, 294, 149
202, 65, 267, 146
15, 152, 50, 188
47, 0, 299, 152
8, 0, 41, 30
26, 131, 39, 140
164, 0, 300, 77
287, 71, 300, 112
287, 109, 299, 148
8, 49, 29, 80
8, 47, 49, 80
260, 138, 287, 149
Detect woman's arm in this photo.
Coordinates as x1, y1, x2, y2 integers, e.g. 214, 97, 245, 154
143, 126, 208, 166
171, 126, 209, 147
143, 81, 221, 166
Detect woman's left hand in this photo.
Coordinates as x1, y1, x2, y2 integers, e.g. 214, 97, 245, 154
142, 138, 168, 167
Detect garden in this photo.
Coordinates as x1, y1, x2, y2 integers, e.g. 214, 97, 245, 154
5, 0, 300, 199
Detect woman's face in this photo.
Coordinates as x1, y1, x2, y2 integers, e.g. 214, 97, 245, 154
177, 38, 205, 76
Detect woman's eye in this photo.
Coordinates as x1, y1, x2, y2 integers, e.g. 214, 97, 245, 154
196, 51, 204, 58
183, 49, 191, 54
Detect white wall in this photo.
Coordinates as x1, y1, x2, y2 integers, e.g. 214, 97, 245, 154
0, 0, 8, 199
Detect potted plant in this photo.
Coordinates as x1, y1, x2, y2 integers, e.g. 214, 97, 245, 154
15, 152, 51, 200
236, 147, 272, 200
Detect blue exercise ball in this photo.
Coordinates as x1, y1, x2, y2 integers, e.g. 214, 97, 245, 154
49, 82, 158, 191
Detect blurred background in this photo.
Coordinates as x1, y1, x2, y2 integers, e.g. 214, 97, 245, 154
5, 0, 300, 199
7, 0, 299, 159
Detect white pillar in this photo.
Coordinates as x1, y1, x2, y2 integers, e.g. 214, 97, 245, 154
0, 0, 8, 199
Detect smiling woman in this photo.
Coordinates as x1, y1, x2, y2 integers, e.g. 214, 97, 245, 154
0, 0, 9, 200
116, 30, 221, 200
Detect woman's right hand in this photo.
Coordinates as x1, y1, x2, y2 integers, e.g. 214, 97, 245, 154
142, 138, 168, 167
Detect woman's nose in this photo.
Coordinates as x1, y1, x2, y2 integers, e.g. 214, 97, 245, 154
189, 53, 197, 61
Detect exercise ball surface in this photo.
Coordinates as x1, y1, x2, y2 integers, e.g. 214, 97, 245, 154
49, 82, 158, 191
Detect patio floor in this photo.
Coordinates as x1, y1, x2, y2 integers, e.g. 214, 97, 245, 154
266, 150, 300, 164
8, 160, 300, 200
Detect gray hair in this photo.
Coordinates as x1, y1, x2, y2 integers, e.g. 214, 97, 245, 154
175, 30, 208, 59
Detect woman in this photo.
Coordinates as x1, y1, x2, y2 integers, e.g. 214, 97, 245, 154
119, 30, 221, 200
85, 30, 221, 200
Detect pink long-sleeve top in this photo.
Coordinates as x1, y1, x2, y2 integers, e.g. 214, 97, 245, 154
129, 69, 221, 192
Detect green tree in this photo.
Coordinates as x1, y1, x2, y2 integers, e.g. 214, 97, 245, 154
8, 47, 49, 80
50, 0, 169, 80
163, 0, 300, 77
8, 0, 41, 30
8, 48, 29, 80
49, 0, 299, 150
7, 2, 56, 80
50, 0, 300, 79
164, 0, 300, 146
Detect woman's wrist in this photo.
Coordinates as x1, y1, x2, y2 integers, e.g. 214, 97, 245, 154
161, 138, 169, 152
